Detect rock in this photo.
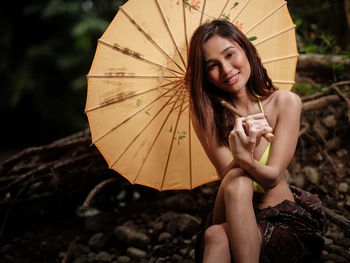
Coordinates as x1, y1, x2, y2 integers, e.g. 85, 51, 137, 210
304, 166, 319, 184
166, 220, 178, 234
95, 251, 113, 262
338, 182, 348, 193
336, 148, 348, 158
189, 249, 195, 259
337, 163, 346, 178
322, 115, 337, 128
160, 211, 179, 222
334, 237, 350, 248
345, 195, 350, 207
313, 152, 323, 161
326, 137, 342, 151
114, 225, 133, 242
171, 254, 183, 263
180, 247, 190, 256
324, 237, 333, 246
151, 221, 165, 232
88, 232, 112, 250
127, 230, 150, 250
285, 170, 305, 188
176, 214, 201, 237
158, 232, 172, 242
164, 194, 195, 212
127, 247, 147, 259
294, 175, 306, 188
200, 186, 215, 196
324, 253, 348, 263
116, 255, 131, 263
114, 225, 150, 249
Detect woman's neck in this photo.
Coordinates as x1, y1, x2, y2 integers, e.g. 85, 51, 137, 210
231, 88, 258, 115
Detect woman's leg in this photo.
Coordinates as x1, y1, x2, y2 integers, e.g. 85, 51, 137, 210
212, 168, 263, 263
203, 224, 231, 263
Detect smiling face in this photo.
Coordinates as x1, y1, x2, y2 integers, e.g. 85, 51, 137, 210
202, 35, 251, 93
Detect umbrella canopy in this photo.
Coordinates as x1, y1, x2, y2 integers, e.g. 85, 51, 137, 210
85, 0, 298, 190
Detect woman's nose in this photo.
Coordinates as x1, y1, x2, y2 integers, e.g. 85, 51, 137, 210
221, 61, 232, 74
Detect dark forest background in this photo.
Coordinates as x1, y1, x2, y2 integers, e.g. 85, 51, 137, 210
0, 0, 349, 160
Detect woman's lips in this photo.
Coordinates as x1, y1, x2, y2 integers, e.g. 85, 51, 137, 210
224, 72, 240, 84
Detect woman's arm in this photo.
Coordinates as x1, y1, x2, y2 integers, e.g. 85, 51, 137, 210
191, 112, 237, 180
230, 91, 302, 190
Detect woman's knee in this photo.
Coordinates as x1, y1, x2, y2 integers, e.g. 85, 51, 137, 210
221, 168, 253, 200
204, 224, 229, 247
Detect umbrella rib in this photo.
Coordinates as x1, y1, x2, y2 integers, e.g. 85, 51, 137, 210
154, 0, 187, 70
231, 0, 251, 23
161, 98, 189, 113
188, 105, 192, 189
218, 0, 230, 19
161, 95, 187, 190
91, 84, 178, 145
243, 1, 287, 35
199, 0, 207, 25
262, 54, 299, 64
98, 39, 182, 77
119, 7, 185, 74
182, 0, 189, 53
87, 74, 177, 79
172, 99, 189, 113
109, 88, 183, 172
254, 25, 296, 46
272, 80, 295, 84
132, 90, 186, 186
85, 81, 178, 113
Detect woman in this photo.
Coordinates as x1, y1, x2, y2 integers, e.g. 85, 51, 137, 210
185, 20, 327, 263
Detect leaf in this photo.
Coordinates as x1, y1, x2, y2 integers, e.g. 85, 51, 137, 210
177, 131, 186, 145
231, 2, 239, 10
248, 36, 257, 41
222, 14, 230, 21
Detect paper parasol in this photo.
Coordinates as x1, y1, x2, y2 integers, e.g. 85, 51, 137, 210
85, 0, 298, 190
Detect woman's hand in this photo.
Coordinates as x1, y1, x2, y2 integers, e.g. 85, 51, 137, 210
243, 113, 272, 146
228, 113, 272, 164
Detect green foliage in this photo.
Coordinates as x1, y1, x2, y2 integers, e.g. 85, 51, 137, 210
300, 33, 338, 54
292, 83, 322, 97
0, 0, 127, 148
288, 0, 349, 54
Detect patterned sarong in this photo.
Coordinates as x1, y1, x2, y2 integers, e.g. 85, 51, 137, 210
195, 185, 328, 263
257, 185, 327, 263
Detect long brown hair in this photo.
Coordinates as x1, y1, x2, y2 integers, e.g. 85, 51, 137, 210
185, 20, 276, 146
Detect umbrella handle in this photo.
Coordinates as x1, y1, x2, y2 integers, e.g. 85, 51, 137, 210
219, 100, 275, 143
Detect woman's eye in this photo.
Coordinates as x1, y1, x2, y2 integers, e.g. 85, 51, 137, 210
207, 64, 217, 71
226, 52, 234, 58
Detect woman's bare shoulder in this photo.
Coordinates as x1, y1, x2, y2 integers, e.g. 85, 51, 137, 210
270, 90, 302, 110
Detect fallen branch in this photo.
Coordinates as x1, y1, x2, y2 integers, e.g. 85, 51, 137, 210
61, 236, 80, 263
80, 177, 119, 212
322, 205, 350, 236
297, 54, 350, 71
302, 95, 341, 112
330, 81, 350, 121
